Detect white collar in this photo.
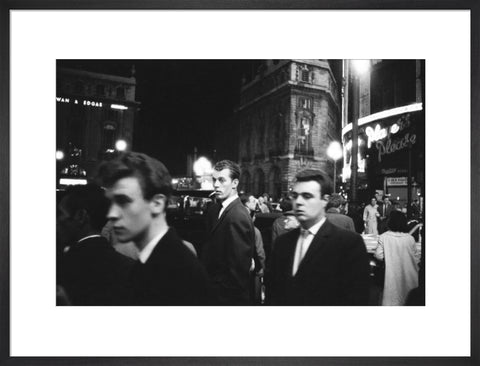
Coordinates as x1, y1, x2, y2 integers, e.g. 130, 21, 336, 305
138, 227, 169, 264
221, 194, 238, 209
77, 234, 102, 244
302, 216, 326, 236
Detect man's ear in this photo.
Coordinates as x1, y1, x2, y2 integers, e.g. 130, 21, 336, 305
151, 194, 167, 214
232, 178, 239, 190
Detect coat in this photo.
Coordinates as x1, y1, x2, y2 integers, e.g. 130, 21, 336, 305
201, 198, 255, 305
266, 220, 371, 306
325, 208, 356, 232
130, 227, 215, 305
58, 236, 134, 305
374, 231, 420, 306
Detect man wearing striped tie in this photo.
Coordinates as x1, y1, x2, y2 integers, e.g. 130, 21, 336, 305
265, 169, 370, 305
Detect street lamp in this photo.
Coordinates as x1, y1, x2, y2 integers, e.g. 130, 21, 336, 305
193, 156, 214, 190
115, 139, 127, 151
56, 150, 65, 160
327, 141, 343, 193
349, 59, 370, 203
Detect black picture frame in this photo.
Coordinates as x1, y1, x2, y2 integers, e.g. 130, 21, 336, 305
1, 1, 478, 365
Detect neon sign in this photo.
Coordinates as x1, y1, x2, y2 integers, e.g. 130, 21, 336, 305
56, 97, 102, 107
83, 100, 102, 107
365, 124, 387, 147
376, 133, 417, 162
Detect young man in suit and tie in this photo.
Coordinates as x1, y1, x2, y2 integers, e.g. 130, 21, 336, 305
266, 169, 370, 306
201, 160, 255, 305
97, 152, 214, 305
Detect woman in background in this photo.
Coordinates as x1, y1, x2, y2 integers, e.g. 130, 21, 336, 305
363, 197, 380, 234
374, 211, 421, 306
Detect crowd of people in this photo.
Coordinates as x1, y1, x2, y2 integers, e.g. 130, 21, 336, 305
56, 151, 423, 306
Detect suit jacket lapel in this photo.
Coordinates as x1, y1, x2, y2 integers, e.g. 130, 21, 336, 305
210, 198, 239, 234
296, 220, 334, 274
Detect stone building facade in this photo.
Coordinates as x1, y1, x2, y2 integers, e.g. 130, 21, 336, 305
235, 60, 341, 200
56, 67, 139, 178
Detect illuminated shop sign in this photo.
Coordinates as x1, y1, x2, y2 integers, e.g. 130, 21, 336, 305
386, 177, 407, 186
59, 178, 87, 186
341, 102, 423, 135
56, 97, 127, 109
343, 111, 419, 164
376, 133, 416, 162
56, 97, 102, 107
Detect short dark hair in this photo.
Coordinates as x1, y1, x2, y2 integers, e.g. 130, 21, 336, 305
387, 210, 408, 233
96, 152, 172, 200
279, 199, 293, 213
326, 193, 344, 210
239, 194, 249, 205
294, 169, 332, 197
213, 160, 241, 181
62, 183, 109, 231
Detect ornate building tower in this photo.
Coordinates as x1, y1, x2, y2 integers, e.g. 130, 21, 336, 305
235, 60, 341, 199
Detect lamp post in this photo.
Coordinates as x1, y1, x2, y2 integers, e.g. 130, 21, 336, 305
349, 59, 370, 204
327, 141, 343, 193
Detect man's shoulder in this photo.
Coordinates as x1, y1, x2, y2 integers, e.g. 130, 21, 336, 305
325, 220, 361, 241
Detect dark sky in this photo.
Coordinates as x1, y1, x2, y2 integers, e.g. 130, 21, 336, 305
58, 59, 261, 176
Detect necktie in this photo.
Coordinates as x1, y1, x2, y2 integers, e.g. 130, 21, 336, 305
292, 229, 310, 276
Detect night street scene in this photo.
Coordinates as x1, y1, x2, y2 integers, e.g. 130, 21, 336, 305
56, 59, 425, 306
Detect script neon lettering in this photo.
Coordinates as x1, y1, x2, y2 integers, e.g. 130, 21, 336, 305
376, 133, 417, 162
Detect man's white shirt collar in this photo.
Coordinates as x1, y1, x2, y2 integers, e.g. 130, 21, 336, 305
304, 217, 326, 236
138, 227, 169, 264
292, 217, 326, 276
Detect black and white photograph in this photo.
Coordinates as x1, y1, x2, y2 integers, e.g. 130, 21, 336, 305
3, 7, 476, 364
55, 59, 425, 307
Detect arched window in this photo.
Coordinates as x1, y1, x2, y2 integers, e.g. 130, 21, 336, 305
102, 122, 117, 151
253, 169, 265, 197
268, 166, 282, 201
240, 170, 251, 194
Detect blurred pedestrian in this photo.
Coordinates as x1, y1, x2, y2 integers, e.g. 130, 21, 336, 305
363, 197, 380, 234
377, 195, 393, 234
240, 195, 266, 305
374, 211, 421, 305
57, 183, 134, 305
201, 160, 255, 305
257, 196, 270, 213
245, 195, 258, 215
97, 152, 214, 305
266, 169, 370, 305
271, 199, 300, 246
325, 193, 355, 232
346, 202, 365, 234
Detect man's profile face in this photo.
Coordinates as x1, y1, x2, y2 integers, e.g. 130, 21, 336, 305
212, 168, 238, 202
104, 176, 153, 246
291, 180, 326, 229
